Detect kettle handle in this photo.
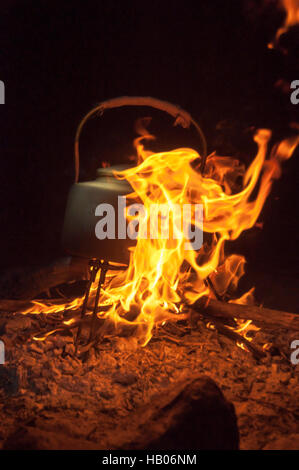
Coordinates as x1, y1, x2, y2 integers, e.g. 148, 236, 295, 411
74, 96, 207, 182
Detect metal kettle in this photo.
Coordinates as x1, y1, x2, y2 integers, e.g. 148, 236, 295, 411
61, 96, 207, 264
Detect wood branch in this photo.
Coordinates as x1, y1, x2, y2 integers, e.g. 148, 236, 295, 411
0, 257, 88, 300
3, 375, 239, 450
192, 297, 299, 331
194, 313, 266, 360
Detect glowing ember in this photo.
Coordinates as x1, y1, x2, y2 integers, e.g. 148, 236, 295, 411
24, 125, 299, 348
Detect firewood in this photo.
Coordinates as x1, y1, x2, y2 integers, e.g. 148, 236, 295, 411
3, 375, 239, 450
1, 295, 298, 341
192, 297, 299, 331
0, 257, 298, 334
193, 313, 266, 360
0, 257, 88, 300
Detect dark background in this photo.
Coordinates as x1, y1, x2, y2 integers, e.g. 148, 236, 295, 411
0, 0, 298, 308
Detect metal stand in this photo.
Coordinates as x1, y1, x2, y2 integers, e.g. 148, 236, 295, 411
75, 259, 127, 347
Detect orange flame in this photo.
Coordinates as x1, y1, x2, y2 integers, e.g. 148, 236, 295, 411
25, 127, 298, 347
278, 0, 299, 38
269, 0, 299, 48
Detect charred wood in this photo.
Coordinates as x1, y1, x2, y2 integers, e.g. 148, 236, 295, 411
192, 297, 299, 331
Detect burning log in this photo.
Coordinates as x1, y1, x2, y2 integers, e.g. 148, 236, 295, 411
191, 312, 267, 360
3, 375, 239, 450
192, 297, 299, 331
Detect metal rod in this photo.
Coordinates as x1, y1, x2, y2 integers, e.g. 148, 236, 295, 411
74, 259, 128, 350
204, 276, 223, 301
88, 260, 109, 343
75, 259, 100, 346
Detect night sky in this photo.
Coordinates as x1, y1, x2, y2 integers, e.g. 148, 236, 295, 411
0, 0, 298, 305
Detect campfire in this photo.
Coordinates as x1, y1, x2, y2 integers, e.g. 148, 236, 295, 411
1, 95, 298, 451
1, 0, 299, 453
9, 96, 297, 361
